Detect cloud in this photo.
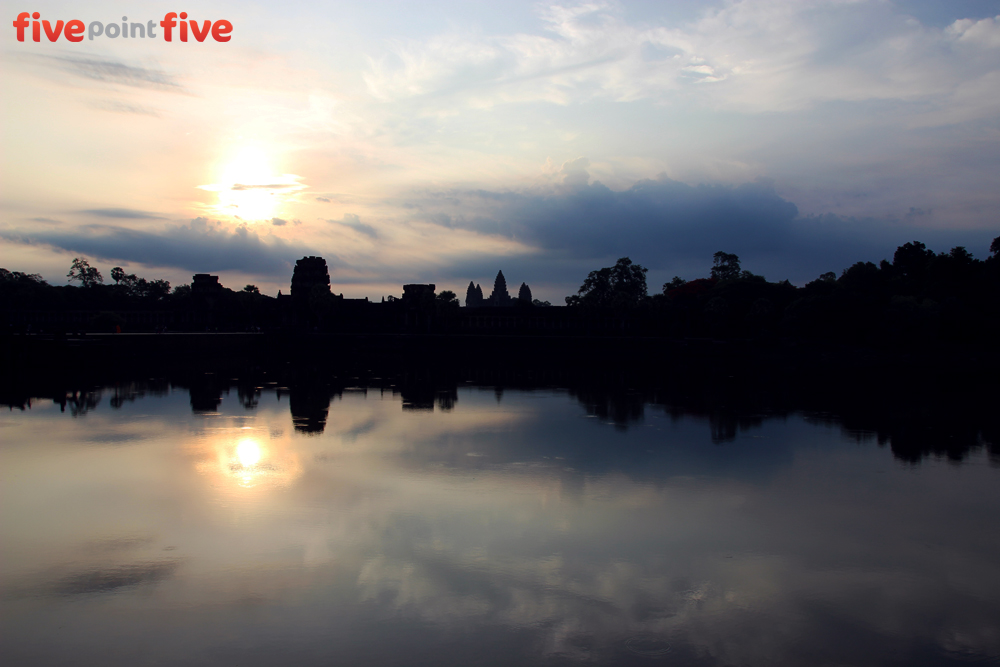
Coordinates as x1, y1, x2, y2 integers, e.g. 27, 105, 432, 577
331, 213, 378, 239
560, 157, 591, 187
316, 197, 331, 203
90, 100, 160, 116
78, 208, 165, 220
362, 2, 1000, 119
230, 183, 302, 191
406, 169, 1000, 284
28, 54, 182, 91
272, 217, 288, 226
2, 218, 322, 277
947, 15, 1000, 48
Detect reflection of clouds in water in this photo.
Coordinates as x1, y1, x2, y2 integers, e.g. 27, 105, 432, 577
51, 560, 181, 596
353, 541, 1000, 662
5, 532, 182, 599
341, 455, 1000, 662
4, 387, 1000, 665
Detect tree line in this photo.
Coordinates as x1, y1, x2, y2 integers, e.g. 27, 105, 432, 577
2, 236, 999, 343
564, 237, 1000, 344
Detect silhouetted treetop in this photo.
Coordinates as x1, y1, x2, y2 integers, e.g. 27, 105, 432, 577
0, 268, 46, 285
67, 258, 102, 287
437, 290, 459, 306
569, 257, 648, 308
711, 252, 741, 282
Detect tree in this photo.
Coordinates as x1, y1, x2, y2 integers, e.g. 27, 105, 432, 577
663, 276, 686, 293
991, 236, 1000, 257
610, 257, 647, 303
574, 257, 648, 307
146, 279, 171, 300
243, 284, 261, 295
949, 246, 973, 264
710, 252, 741, 281
111, 266, 126, 285
0, 268, 46, 284
436, 290, 459, 307
579, 267, 613, 305
67, 258, 103, 287
892, 241, 935, 279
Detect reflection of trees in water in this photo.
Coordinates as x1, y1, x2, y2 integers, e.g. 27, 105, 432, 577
807, 404, 999, 464
63, 389, 103, 416
6, 361, 995, 464
109, 380, 169, 409
571, 387, 645, 431
706, 411, 765, 444
236, 382, 260, 410
5, 389, 105, 416
436, 388, 457, 411
568, 379, 998, 464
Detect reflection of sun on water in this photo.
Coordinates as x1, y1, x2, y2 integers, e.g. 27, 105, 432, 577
191, 427, 302, 491
237, 438, 261, 467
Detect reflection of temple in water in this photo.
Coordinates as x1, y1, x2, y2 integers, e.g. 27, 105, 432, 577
189, 377, 223, 413
288, 386, 331, 434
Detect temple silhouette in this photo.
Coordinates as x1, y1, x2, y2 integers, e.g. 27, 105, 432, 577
3, 236, 999, 345
465, 271, 532, 307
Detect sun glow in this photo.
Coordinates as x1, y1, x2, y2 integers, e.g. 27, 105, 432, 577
198, 146, 305, 221
236, 438, 262, 467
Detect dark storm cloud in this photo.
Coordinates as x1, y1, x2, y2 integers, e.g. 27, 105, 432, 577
415, 176, 1000, 284
2, 218, 321, 277
78, 208, 165, 219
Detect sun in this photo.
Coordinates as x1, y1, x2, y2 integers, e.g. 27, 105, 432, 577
198, 146, 305, 222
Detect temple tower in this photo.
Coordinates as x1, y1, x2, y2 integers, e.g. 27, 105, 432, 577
488, 270, 511, 306
290, 256, 331, 305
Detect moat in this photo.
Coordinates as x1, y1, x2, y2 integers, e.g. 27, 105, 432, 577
2, 369, 998, 666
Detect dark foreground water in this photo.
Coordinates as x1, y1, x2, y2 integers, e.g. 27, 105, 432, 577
2, 380, 999, 666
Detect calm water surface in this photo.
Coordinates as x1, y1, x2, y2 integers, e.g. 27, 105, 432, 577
2, 382, 999, 666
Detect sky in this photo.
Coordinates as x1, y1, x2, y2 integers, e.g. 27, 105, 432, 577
1, 0, 999, 301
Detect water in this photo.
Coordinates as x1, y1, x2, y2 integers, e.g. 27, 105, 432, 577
2, 380, 999, 666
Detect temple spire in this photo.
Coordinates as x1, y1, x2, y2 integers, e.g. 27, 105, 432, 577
488, 270, 510, 306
